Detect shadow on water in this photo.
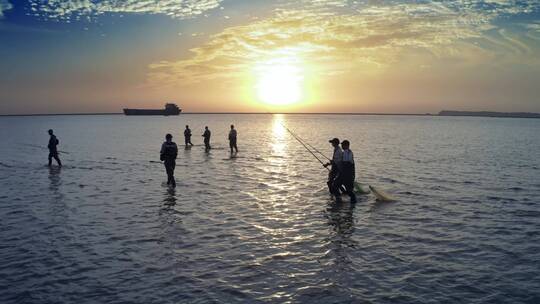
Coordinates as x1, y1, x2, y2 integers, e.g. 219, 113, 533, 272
48, 166, 62, 193
163, 187, 177, 207
323, 199, 358, 269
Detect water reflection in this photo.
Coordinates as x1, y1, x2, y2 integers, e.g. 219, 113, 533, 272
324, 201, 357, 269
271, 114, 287, 156
163, 187, 176, 207
48, 166, 62, 193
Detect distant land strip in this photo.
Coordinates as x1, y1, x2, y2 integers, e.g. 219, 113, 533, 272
0, 110, 539, 118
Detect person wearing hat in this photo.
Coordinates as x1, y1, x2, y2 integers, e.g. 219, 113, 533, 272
47, 129, 62, 167
340, 140, 357, 203
160, 133, 178, 187
323, 137, 343, 196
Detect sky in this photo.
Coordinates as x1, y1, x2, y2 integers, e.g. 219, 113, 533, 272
0, 0, 539, 114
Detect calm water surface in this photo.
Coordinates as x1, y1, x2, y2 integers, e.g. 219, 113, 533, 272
0, 114, 539, 303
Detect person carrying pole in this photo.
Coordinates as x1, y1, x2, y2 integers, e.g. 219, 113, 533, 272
323, 138, 343, 196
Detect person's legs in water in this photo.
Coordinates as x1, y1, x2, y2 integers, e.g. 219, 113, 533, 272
164, 159, 176, 187
164, 162, 171, 185
332, 173, 344, 199
343, 180, 357, 203
49, 151, 61, 166
54, 154, 62, 167
327, 167, 339, 194
229, 139, 237, 153
169, 160, 176, 187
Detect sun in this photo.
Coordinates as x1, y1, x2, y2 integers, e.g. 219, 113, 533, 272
254, 58, 304, 106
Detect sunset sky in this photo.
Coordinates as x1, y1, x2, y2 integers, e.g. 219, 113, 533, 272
0, 0, 539, 114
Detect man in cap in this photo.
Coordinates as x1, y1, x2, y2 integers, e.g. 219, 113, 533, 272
323, 138, 342, 196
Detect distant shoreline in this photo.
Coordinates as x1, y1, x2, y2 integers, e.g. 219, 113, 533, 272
0, 111, 539, 119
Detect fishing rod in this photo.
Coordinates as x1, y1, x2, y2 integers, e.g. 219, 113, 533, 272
272, 114, 394, 200
20, 143, 70, 154
280, 122, 329, 170
283, 125, 396, 200
284, 126, 331, 161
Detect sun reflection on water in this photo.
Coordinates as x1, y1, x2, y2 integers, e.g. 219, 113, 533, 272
271, 114, 287, 156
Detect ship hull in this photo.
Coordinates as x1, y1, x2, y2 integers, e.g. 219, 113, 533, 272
123, 109, 181, 116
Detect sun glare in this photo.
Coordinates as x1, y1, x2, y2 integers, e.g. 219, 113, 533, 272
255, 58, 304, 106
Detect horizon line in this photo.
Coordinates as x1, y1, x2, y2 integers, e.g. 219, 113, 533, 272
0, 110, 539, 118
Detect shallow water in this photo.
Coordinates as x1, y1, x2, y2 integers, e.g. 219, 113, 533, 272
1, 114, 539, 303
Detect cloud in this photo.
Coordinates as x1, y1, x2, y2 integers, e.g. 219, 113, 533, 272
146, 1, 540, 88
0, 0, 12, 19
28, 0, 223, 21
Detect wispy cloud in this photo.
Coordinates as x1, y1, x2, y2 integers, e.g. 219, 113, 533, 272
0, 0, 12, 19
147, 1, 540, 87
27, 0, 223, 21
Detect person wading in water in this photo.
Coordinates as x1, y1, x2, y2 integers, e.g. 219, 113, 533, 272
184, 125, 193, 147
47, 129, 62, 167
323, 138, 343, 197
228, 124, 238, 154
202, 126, 211, 152
160, 133, 178, 187
340, 140, 357, 203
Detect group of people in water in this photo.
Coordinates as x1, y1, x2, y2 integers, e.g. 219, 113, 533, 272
47, 125, 357, 202
161, 124, 238, 187
324, 138, 357, 203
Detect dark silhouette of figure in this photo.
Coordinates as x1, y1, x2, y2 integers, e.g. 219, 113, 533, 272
202, 126, 211, 152
184, 125, 193, 147
228, 124, 238, 153
160, 133, 178, 187
323, 138, 342, 197
340, 140, 357, 203
47, 129, 62, 167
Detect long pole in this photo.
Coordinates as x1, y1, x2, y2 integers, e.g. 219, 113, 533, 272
280, 122, 329, 170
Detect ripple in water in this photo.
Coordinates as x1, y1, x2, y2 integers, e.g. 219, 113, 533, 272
0, 114, 539, 303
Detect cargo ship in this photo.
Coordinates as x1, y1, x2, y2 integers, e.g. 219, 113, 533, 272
123, 103, 181, 116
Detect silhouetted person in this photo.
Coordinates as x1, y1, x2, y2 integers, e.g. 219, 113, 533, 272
184, 125, 193, 147
340, 140, 357, 203
228, 124, 238, 153
47, 129, 62, 167
160, 133, 178, 187
202, 126, 211, 152
323, 138, 342, 196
